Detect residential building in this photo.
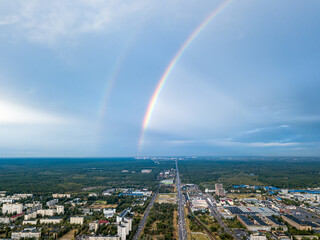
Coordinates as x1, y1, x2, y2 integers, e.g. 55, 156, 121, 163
11, 228, 41, 240
215, 183, 225, 196
23, 220, 37, 225
117, 224, 127, 240
0, 217, 10, 224
52, 193, 71, 198
104, 208, 116, 218
56, 205, 65, 214
37, 209, 55, 216
89, 236, 120, 240
46, 199, 59, 207
2, 203, 23, 214
89, 221, 99, 232
11, 213, 25, 222
70, 216, 84, 225
40, 217, 63, 224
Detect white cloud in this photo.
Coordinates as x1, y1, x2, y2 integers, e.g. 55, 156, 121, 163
0, 0, 151, 45
211, 140, 299, 148
0, 99, 66, 125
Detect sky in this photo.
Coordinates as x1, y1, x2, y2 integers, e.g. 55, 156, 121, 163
0, 0, 320, 157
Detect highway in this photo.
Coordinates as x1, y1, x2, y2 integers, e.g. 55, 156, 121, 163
132, 184, 159, 240
176, 160, 188, 240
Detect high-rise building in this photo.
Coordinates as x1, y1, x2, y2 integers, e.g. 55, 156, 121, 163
215, 183, 225, 196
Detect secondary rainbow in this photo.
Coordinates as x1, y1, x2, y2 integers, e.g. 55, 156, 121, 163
139, 0, 233, 149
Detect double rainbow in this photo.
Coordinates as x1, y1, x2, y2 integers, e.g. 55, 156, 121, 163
139, 0, 232, 149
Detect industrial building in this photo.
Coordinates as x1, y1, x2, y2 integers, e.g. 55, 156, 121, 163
237, 215, 271, 231
227, 206, 278, 216
282, 215, 312, 231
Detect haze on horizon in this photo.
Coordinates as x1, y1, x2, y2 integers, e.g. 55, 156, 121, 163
0, 0, 320, 157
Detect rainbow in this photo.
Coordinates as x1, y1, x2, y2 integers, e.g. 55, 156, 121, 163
139, 0, 233, 149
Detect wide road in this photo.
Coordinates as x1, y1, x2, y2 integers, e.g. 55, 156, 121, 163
176, 160, 187, 240
132, 184, 159, 240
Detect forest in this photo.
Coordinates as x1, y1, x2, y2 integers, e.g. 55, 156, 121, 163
0, 158, 175, 193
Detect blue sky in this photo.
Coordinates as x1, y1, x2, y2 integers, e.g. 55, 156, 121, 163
0, 0, 320, 157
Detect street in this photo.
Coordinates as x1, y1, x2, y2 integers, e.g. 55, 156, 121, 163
176, 160, 188, 240
132, 184, 159, 240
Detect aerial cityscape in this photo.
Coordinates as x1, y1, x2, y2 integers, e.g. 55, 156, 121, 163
1, 0, 320, 240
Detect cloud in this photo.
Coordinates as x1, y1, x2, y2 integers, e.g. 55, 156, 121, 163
213, 140, 299, 148
0, 99, 67, 125
0, 0, 150, 45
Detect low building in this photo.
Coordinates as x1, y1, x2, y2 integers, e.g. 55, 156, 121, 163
141, 169, 152, 174
282, 215, 312, 231
11, 213, 25, 222
23, 220, 37, 225
103, 208, 116, 218
294, 236, 318, 240
237, 215, 271, 231
37, 209, 55, 216
89, 236, 120, 240
250, 232, 267, 240
70, 216, 84, 225
11, 227, 41, 240
40, 217, 63, 224
46, 199, 59, 207
264, 216, 288, 231
25, 211, 37, 220
0, 217, 10, 224
52, 193, 71, 198
89, 221, 99, 232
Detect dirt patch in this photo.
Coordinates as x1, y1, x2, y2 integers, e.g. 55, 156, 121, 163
60, 229, 78, 240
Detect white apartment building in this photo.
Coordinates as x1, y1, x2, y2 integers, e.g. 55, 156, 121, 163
37, 209, 55, 216
2, 203, 23, 214
0, 217, 10, 224
103, 209, 116, 218
117, 224, 127, 240
11, 228, 41, 240
70, 216, 84, 225
23, 220, 37, 225
24, 211, 37, 220
40, 217, 63, 224
89, 236, 120, 240
116, 209, 132, 240
56, 205, 65, 214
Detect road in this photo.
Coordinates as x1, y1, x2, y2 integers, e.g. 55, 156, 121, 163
199, 189, 239, 240
176, 160, 188, 240
132, 184, 159, 240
